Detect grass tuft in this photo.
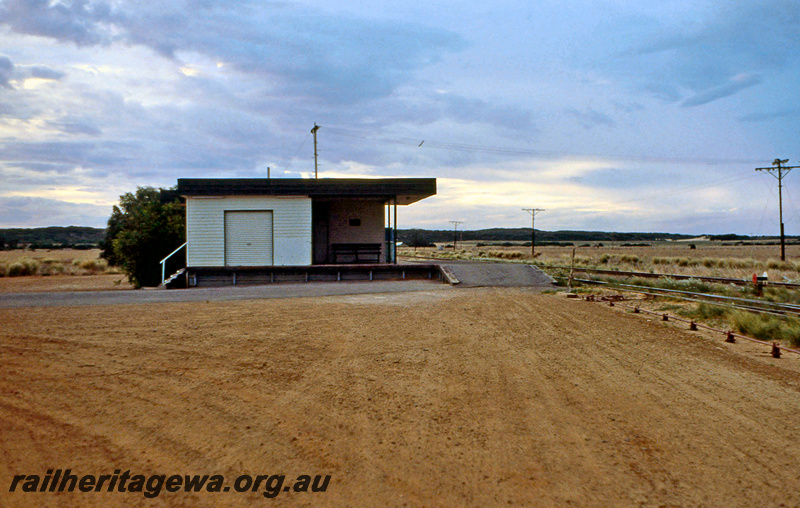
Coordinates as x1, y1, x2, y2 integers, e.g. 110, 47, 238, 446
732, 312, 800, 347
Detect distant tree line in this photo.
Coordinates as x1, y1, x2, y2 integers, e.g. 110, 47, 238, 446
397, 228, 695, 245
707, 234, 751, 241
0, 226, 105, 250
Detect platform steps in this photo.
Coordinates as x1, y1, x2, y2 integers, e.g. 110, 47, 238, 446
160, 268, 186, 288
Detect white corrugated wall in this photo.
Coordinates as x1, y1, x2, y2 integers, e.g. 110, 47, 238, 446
186, 196, 312, 267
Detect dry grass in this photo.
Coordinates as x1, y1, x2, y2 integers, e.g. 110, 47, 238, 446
400, 242, 800, 282
0, 249, 119, 277
0, 248, 101, 263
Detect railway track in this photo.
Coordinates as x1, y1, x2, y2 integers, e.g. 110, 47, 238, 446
537, 265, 800, 288
551, 277, 800, 357
568, 278, 800, 317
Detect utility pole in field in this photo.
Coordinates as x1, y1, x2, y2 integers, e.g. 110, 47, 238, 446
311, 123, 320, 178
756, 158, 800, 261
449, 221, 463, 250
522, 208, 545, 258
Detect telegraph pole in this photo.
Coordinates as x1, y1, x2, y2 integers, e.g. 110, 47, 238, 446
311, 123, 320, 178
449, 221, 463, 250
756, 158, 800, 261
522, 208, 545, 257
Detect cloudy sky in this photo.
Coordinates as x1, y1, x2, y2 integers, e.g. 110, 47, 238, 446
1, 0, 798, 234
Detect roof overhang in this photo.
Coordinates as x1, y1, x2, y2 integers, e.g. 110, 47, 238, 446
178, 178, 436, 205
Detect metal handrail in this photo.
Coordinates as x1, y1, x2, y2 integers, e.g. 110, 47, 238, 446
160, 242, 187, 285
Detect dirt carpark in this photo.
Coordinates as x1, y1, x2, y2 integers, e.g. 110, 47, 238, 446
1, 283, 800, 507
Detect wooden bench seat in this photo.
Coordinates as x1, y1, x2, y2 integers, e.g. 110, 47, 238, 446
331, 243, 382, 264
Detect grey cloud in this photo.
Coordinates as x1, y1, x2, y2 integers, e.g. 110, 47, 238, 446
6, 161, 74, 174
437, 94, 534, 132
641, 83, 681, 104
357, 91, 534, 133
0, 139, 145, 174
606, 0, 800, 106
0, 56, 65, 91
567, 167, 686, 189
566, 108, 615, 129
681, 74, 762, 108
0, 2, 465, 106
29, 65, 66, 80
0, 55, 14, 88
0, 0, 119, 46
0, 196, 108, 228
739, 108, 800, 122
45, 119, 102, 136
612, 100, 644, 113
0, 2, 528, 184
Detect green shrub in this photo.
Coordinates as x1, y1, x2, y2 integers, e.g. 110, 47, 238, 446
766, 259, 789, 270
734, 312, 782, 342
7, 258, 40, 276
701, 258, 716, 268
679, 303, 729, 321
79, 259, 108, 273
733, 312, 800, 346
7, 262, 26, 276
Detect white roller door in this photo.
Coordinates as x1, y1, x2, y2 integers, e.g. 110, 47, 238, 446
225, 211, 273, 266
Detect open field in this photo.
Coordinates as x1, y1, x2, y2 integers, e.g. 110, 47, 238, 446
402, 241, 800, 281
0, 249, 118, 279
0, 247, 130, 292
0, 274, 133, 293
0, 249, 102, 264
2, 288, 800, 507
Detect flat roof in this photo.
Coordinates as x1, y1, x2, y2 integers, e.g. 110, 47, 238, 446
177, 178, 436, 205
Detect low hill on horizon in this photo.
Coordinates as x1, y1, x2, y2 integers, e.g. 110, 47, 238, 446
0, 226, 782, 250
396, 229, 768, 245
0, 226, 105, 249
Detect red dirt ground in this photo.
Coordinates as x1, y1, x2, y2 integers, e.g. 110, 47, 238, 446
1, 287, 799, 506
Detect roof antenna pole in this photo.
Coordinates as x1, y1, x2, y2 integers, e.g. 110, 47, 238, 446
311, 123, 320, 179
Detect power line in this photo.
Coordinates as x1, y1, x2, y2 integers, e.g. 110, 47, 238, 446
283, 132, 311, 174
610, 173, 759, 208
322, 124, 764, 166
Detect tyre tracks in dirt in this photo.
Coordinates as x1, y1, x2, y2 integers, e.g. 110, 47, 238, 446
1, 288, 799, 506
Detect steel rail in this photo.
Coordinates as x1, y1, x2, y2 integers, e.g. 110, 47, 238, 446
599, 298, 800, 357
538, 265, 800, 288
570, 278, 800, 315
562, 277, 800, 356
